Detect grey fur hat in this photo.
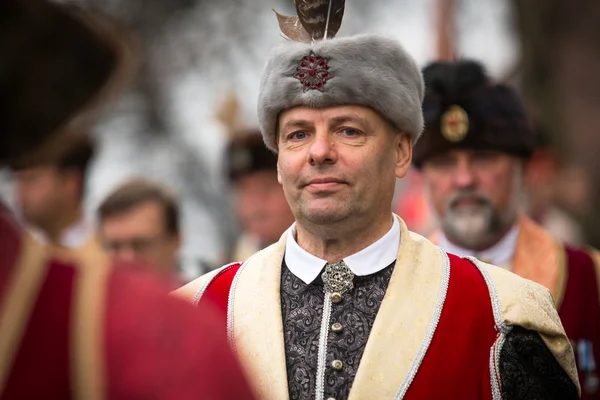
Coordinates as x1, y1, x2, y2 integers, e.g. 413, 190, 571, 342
258, 34, 425, 152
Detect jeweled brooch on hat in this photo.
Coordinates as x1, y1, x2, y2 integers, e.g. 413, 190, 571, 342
274, 1, 345, 92
293, 53, 334, 92
441, 105, 469, 142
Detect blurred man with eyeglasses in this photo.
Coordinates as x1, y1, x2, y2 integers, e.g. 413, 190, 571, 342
98, 179, 182, 285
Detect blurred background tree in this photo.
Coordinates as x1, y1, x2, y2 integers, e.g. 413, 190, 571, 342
513, 0, 600, 247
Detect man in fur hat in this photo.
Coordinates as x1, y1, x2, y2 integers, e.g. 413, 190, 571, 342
415, 59, 600, 399
226, 131, 295, 261
0, 1, 255, 398
175, 4, 579, 399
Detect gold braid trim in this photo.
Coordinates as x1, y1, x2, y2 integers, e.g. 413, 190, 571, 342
70, 253, 109, 400
0, 236, 48, 394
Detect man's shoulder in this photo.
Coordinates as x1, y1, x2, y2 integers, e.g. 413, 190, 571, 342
171, 262, 244, 303
409, 227, 553, 309
479, 260, 557, 317
171, 241, 285, 303
408, 231, 530, 307
439, 250, 557, 318
472, 260, 580, 392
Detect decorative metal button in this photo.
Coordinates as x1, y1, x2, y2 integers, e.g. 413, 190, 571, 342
331, 322, 343, 333
331, 292, 342, 303
322, 261, 355, 295
331, 359, 343, 370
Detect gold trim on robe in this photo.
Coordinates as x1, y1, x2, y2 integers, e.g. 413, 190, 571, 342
512, 216, 568, 308
228, 239, 289, 399
0, 235, 49, 394
230, 218, 448, 399
49, 235, 109, 272
70, 242, 109, 400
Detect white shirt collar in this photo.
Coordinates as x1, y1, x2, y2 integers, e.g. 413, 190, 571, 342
284, 216, 401, 284
30, 218, 91, 249
439, 223, 520, 268
60, 219, 91, 248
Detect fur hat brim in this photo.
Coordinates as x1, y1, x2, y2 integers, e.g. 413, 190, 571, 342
258, 34, 424, 152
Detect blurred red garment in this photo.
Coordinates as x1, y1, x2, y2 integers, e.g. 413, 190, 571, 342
432, 216, 600, 399
0, 202, 256, 400
393, 170, 435, 236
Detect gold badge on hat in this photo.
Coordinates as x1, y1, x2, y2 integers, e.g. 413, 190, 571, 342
441, 105, 469, 142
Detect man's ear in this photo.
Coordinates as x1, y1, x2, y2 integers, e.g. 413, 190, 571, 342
395, 133, 413, 179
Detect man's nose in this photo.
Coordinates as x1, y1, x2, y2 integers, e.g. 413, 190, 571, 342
453, 159, 476, 189
307, 132, 336, 166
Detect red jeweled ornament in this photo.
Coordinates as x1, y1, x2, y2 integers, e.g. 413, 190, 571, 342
293, 53, 334, 92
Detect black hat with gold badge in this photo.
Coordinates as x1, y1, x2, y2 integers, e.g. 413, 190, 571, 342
412, 60, 535, 168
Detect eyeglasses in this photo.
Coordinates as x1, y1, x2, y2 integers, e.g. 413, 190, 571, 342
103, 234, 171, 255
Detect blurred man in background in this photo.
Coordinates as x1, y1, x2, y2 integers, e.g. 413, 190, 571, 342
0, 1, 255, 398
226, 131, 295, 261
98, 178, 182, 285
217, 93, 294, 262
525, 127, 587, 245
12, 134, 105, 264
415, 59, 600, 399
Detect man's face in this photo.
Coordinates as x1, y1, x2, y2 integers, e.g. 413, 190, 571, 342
100, 200, 180, 275
13, 165, 73, 229
234, 170, 295, 245
277, 105, 411, 229
421, 149, 524, 250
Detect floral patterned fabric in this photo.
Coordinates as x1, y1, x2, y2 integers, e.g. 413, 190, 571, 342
280, 260, 395, 400
499, 326, 579, 400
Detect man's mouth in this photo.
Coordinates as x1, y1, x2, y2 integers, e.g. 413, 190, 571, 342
450, 195, 489, 210
304, 177, 346, 190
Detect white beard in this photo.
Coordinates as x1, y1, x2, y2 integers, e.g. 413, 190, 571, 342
439, 164, 523, 249
442, 203, 496, 249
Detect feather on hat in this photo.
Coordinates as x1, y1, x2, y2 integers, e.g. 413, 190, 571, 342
258, 0, 424, 152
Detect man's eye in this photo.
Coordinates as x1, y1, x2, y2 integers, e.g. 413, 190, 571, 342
429, 155, 454, 167
341, 128, 360, 136
473, 151, 498, 162
289, 131, 307, 140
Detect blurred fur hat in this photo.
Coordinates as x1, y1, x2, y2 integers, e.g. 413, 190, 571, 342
412, 60, 535, 168
257, 1, 424, 152
217, 92, 278, 181
226, 131, 278, 181
0, 0, 137, 167
10, 131, 97, 171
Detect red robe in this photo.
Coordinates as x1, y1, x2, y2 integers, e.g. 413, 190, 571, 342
196, 253, 577, 399
432, 216, 600, 399
560, 246, 600, 399
0, 203, 256, 400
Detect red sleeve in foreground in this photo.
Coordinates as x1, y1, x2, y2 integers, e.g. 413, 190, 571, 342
105, 268, 256, 400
